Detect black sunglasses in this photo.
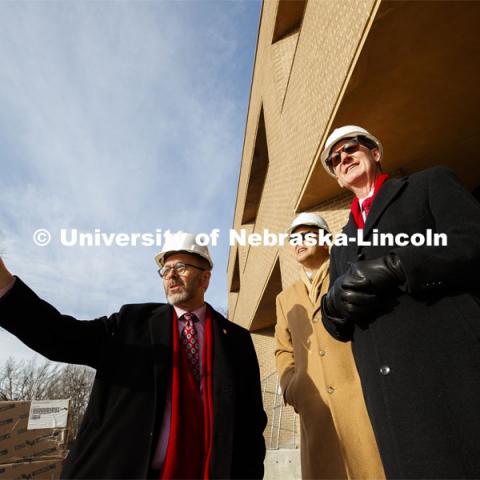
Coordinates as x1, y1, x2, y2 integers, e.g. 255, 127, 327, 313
326, 137, 362, 172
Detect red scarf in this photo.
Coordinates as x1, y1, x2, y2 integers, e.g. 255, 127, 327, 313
160, 308, 214, 480
351, 173, 389, 229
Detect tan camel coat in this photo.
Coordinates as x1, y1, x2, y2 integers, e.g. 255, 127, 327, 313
275, 272, 385, 479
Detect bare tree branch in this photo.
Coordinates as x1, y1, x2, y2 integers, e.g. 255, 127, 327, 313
0, 357, 94, 441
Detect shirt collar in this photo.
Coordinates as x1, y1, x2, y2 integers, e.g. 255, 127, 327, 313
303, 269, 313, 281
174, 303, 207, 324
358, 186, 375, 207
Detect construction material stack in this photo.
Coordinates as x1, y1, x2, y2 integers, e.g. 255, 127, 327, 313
0, 400, 70, 479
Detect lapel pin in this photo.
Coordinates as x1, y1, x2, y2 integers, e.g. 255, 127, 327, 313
223, 328, 228, 335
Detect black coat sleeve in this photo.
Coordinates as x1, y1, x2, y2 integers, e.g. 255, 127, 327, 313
0, 277, 114, 368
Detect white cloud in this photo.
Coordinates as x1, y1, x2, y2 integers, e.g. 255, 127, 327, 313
0, 0, 260, 363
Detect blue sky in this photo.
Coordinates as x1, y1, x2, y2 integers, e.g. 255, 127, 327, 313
0, 1, 261, 362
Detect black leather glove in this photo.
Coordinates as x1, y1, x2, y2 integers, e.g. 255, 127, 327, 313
350, 253, 406, 293
322, 270, 378, 324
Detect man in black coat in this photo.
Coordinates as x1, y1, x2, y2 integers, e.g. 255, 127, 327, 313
0, 232, 267, 479
320, 125, 480, 478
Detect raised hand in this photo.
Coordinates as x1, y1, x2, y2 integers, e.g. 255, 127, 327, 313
0, 257, 14, 289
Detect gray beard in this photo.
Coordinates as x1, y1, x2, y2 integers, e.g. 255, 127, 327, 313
164, 273, 203, 306
166, 289, 193, 305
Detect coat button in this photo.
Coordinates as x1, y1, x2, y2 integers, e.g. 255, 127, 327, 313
380, 365, 391, 375
319, 350, 326, 357
327, 386, 335, 394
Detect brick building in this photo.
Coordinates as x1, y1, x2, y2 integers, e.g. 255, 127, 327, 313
228, 0, 480, 476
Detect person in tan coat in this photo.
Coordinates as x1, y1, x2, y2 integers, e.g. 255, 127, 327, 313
275, 213, 385, 479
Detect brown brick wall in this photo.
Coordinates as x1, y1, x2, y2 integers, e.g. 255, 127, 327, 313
228, 0, 378, 330
228, 0, 380, 452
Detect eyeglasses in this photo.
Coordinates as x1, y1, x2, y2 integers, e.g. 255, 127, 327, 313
158, 262, 206, 278
326, 137, 361, 172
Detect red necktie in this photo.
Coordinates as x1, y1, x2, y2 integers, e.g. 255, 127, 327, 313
181, 313, 201, 383
362, 196, 374, 217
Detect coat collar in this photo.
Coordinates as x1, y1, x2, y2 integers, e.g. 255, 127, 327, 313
362, 175, 408, 238
342, 176, 408, 239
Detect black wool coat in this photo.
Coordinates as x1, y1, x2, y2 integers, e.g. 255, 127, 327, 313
323, 166, 480, 479
0, 279, 267, 479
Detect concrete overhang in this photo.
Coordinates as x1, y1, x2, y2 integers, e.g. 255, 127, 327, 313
298, 0, 480, 212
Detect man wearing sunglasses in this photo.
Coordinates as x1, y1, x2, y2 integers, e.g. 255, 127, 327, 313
320, 125, 480, 478
0, 232, 267, 479
275, 213, 384, 479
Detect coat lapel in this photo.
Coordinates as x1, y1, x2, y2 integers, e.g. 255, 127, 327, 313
209, 305, 235, 478
363, 176, 408, 239
148, 304, 173, 440
293, 281, 315, 314
337, 178, 407, 266
148, 303, 173, 352
339, 213, 361, 265
342, 213, 357, 238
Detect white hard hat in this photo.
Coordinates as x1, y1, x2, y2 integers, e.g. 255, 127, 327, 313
320, 125, 383, 177
155, 231, 213, 269
287, 213, 330, 234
